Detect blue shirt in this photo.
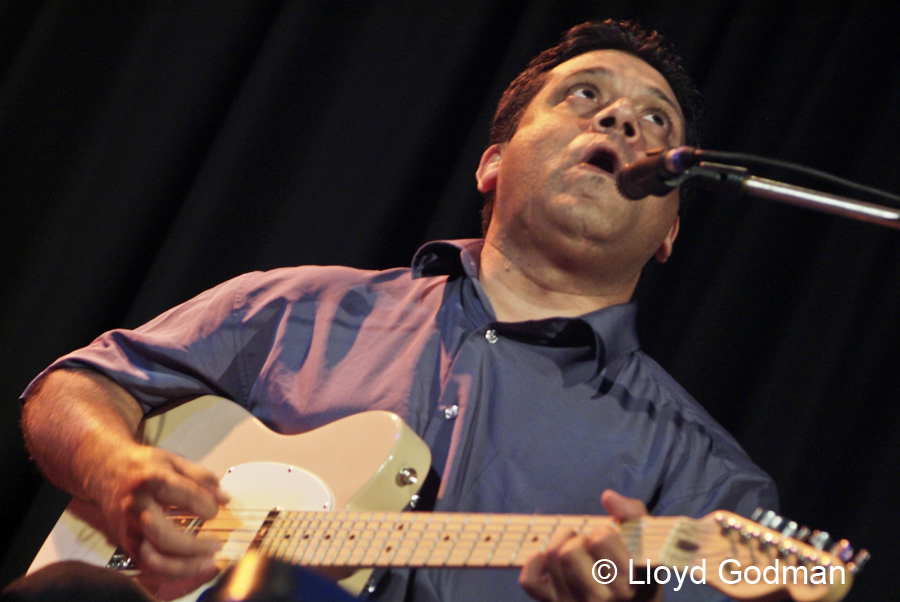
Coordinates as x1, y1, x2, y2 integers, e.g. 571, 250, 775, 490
31, 239, 777, 601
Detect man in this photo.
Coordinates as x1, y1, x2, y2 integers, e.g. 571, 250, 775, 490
19, 20, 776, 602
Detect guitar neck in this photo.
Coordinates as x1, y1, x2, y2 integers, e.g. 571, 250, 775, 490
244, 510, 690, 569
231, 509, 855, 602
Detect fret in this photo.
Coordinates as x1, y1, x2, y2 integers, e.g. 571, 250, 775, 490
387, 515, 422, 566
509, 518, 556, 564
298, 525, 329, 565
486, 516, 530, 566
407, 525, 441, 566
271, 513, 300, 561
395, 515, 429, 566
485, 515, 531, 566
445, 530, 478, 566
345, 526, 375, 566
377, 521, 408, 566
275, 513, 302, 563
360, 529, 390, 565
389, 537, 419, 566
468, 519, 508, 566
315, 517, 349, 566
286, 516, 317, 564
425, 515, 463, 566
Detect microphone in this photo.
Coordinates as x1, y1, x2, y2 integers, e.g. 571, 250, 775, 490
616, 146, 698, 200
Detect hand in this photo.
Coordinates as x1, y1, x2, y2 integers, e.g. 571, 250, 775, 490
96, 443, 230, 579
519, 490, 661, 602
23, 369, 231, 582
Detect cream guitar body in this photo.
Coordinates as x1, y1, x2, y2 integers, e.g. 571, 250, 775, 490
27, 396, 431, 600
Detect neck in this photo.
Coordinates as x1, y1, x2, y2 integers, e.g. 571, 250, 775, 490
477, 238, 638, 322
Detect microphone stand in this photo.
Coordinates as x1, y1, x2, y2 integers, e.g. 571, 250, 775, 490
680, 162, 900, 230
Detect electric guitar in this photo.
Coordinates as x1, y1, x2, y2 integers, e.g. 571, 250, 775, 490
28, 396, 864, 602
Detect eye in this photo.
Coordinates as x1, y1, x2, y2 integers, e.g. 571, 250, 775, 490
568, 84, 599, 102
642, 111, 670, 130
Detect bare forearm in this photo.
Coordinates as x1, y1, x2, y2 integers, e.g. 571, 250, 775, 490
22, 368, 145, 503
23, 367, 228, 577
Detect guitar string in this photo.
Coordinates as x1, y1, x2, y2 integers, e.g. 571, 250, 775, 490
164, 511, 726, 546
155, 512, 831, 575
160, 511, 842, 567
161, 512, 760, 563
170, 512, 689, 542
170, 510, 815, 551
165, 511, 698, 545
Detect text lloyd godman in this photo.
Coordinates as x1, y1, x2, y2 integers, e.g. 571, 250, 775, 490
621, 559, 847, 592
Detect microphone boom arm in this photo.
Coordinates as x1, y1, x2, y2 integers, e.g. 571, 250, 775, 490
683, 162, 900, 230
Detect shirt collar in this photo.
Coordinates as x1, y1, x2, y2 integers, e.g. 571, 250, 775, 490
412, 239, 483, 279
411, 239, 642, 373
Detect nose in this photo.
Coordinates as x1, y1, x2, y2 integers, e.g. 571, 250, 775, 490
592, 98, 640, 141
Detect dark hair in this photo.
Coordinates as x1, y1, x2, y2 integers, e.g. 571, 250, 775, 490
482, 19, 703, 232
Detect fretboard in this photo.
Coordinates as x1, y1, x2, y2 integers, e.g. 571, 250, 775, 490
245, 510, 699, 569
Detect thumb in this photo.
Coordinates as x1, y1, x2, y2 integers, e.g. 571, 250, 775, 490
601, 490, 648, 521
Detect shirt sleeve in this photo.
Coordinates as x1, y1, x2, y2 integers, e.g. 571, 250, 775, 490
21, 273, 255, 413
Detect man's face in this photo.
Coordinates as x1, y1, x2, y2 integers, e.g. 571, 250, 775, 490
478, 49, 684, 278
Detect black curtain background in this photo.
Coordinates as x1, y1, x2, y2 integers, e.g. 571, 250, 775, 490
2, 1, 899, 600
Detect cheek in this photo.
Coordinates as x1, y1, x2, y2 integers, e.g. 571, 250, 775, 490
510, 120, 572, 162
641, 196, 680, 242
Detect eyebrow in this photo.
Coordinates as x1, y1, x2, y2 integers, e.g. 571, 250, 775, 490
563, 67, 683, 117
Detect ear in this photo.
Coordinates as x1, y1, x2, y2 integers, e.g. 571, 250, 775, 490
654, 215, 680, 263
475, 144, 504, 193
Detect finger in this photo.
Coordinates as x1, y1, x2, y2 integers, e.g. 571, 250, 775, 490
582, 526, 637, 600
547, 537, 595, 602
145, 468, 222, 520
136, 536, 220, 578
167, 453, 231, 505
520, 528, 579, 602
520, 548, 556, 602
540, 528, 585, 602
600, 490, 648, 521
553, 528, 641, 602
121, 489, 224, 580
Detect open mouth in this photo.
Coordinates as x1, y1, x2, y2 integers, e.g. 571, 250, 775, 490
584, 148, 618, 174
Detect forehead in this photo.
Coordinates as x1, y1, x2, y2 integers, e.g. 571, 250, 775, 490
542, 49, 682, 116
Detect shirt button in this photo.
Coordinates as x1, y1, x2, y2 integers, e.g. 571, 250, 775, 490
443, 404, 459, 420
485, 329, 499, 344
